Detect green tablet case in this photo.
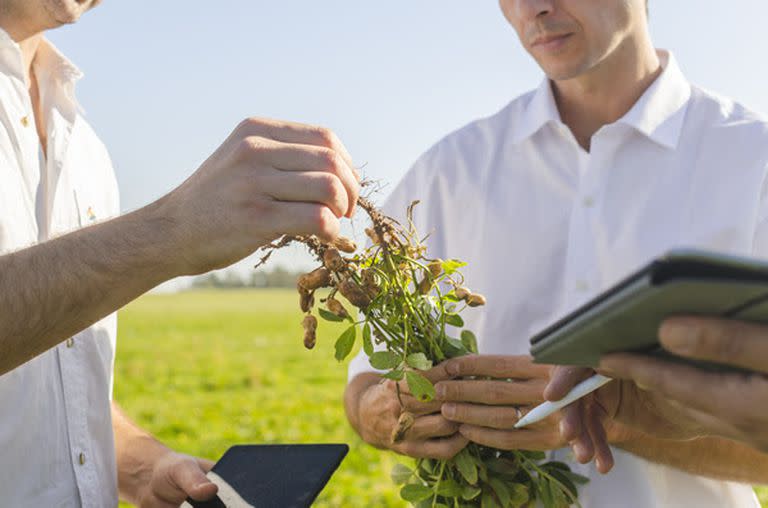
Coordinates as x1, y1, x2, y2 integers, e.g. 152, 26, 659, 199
530, 249, 768, 369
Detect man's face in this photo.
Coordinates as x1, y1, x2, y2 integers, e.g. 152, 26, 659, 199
41, 0, 100, 25
499, 0, 646, 80
0, 0, 101, 29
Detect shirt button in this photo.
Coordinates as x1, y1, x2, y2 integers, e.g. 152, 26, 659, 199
66, 338, 75, 348
582, 196, 595, 207
20, 115, 29, 127
575, 280, 590, 292
78, 453, 86, 465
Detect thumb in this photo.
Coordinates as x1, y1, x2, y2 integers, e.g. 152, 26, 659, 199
544, 366, 594, 401
196, 457, 216, 473
166, 457, 219, 502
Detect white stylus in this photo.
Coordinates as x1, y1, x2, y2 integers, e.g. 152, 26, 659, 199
513, 374, 613, 429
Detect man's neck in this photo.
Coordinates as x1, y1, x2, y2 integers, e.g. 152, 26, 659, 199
552, 34, 661, 151
0, 10, 45, 84
19, 34, 44, 84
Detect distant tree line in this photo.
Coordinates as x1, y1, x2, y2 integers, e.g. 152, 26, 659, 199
191, 267, 301, 289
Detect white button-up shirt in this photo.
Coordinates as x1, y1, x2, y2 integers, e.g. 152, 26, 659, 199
0, 31, 120, 507
349, 51, 768, 507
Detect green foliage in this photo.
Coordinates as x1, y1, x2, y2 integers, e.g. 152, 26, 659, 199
405, 353, 432, 371
334, 326, 356, 361
114, 289, 768, 508
404, 371, 435, 402
370, 351, 401, 370
319, 308, 346, 323
362, 323, 374, 356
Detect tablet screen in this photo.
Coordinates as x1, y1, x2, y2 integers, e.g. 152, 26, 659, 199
184, 444, 348, 508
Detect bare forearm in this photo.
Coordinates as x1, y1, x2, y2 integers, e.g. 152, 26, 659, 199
0, 197, 183, 374
617, 430, 768, 483
112, 402, 171, 504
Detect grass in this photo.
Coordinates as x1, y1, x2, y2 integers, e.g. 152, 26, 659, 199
115, 289, 768, 507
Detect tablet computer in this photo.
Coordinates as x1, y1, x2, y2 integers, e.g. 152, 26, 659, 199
529, 249, 768, 370
183, 443, 349, 508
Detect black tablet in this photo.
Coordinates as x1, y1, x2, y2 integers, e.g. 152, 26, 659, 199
529, 249, 768, 370
183, 444, 349, 508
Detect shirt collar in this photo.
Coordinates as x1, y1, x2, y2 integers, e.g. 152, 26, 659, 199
512, 78, 562, 145
33, 37, 84, 87
0, 27, 83, 109
512, 49, 692, 149
616, 50, 691, 149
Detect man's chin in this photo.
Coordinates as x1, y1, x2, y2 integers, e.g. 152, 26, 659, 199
46, 0, 96, 26
539, 60, 592, 83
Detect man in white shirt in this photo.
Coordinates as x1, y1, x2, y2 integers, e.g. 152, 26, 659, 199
346, 0, 768, 506
0, 1, 359, 507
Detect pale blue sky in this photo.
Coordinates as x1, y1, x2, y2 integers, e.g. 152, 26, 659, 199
46, 1, 768, 277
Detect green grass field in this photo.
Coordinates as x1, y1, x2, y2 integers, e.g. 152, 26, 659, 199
115, 289, 768, 507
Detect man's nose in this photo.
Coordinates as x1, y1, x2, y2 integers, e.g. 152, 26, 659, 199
515, 0, 555, 21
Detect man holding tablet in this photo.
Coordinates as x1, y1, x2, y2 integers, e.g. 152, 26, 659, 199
547, 315, 768, 464
345, 0, 768, 506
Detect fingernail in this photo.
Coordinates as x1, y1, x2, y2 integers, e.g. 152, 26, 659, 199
635, 379, 651, 391
435, 383, 446, 399
659, 320, 699, 353
195, 482, 212, 490
573, 442, 586, 462
442, 403, 455, 418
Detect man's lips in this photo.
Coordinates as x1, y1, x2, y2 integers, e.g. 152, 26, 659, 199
531, 33, 574, 51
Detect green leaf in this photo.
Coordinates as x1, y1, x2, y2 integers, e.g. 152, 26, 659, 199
444, 337, 469, 358
549, 469, 578, 500
461, 485, 482, 501
419, 459, 436, 475
370, 351, 400, 369
405, 371, 436, 402
460, 330, 478, 354
406, 353, 433, 370
334, 325, 356, 361
538, 479, 554, 508
442, 259, 467, 275
453, 449, 478, 485
445, 313, 464, 327
400, 484, 433, 503
390, 463, 414, 485
478, 462, 489, 483
485, 458, 519, 476
383, 369, 404, 381
436, 479, 462, 497
488, 478, 511, 507
551, 482, 568, 507
481, 489, 500, 508
362, 323, 373, 355
510, 484, 529, 507
565, 471, 590, 485
318, 307, 344, 322
545, 463, 589, 485
522, 450, 546, 461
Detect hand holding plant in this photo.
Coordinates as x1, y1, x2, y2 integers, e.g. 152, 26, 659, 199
256, 196, 588, 507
